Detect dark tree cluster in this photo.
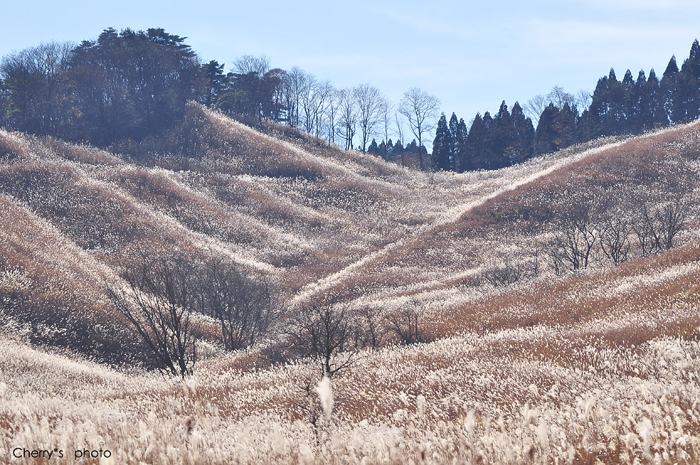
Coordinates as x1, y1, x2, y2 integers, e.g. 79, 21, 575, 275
428, 39, 700, 173
367, 138, 428, 168
0, 28, 209, 146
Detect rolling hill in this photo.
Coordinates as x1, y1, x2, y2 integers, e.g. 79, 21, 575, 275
1, 105, 699, 464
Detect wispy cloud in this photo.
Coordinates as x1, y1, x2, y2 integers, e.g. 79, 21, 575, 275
525, 19, 692, 47
371, 6, 479, 42
573, 0, 696, 10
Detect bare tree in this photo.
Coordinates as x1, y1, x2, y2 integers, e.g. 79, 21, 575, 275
398, 88, 440, 170
297, 77, 332, 137
355, 306, 385, 349
484, 258, 527, 287
195, 259, 275, 351
656, 200, 688, 251
394, 111, 406, 164
336, 89, 357, 150
312, 81, 333, 138
599, 215, 632, 265
282, 67, 307, 127
385, 302, 426, 345
576, 89, 592, 112
107, 256, 198, 378
548, 208, 598, 272
525, 87, 581, 124
524, 94, 547, 124
633, 200, 688, 256
323, 87, 340, 145
547, 86, 576, 109
289, 302, 360, 378
353, 83, 385, 153
233, 55, 270, 77
299, 73, 318, 133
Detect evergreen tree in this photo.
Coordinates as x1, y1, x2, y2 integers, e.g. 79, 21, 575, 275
510, 102, 535, 164
661, 55, 680, 123
559, 103, 577, 147
367, 138, 379, 155
587, 75, 610, 138
492, 101, 514, 169
432, 113, 452, 171
535, 104, 558, 154
622, 69, 637, 132
633, 70, 649, 133
479, 112, 495, 169
647, 69, 667, 127
204, 60, 228, 106
393, 139, 406, 166
448, 112, 459, 165
677, 41, 700, 122
462, 113, 485, 171
577, 107, 592, 143
606, 68, 626, 135
66, 27, 205, 145
378, 140, 387, 159
534, 103, 576, 154
454, 118, 468, 172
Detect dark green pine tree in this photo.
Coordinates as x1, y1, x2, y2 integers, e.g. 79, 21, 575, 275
661, 55, 680, 123
622, 69, 637, 133
634, 70, 650, 133
454, 118, 468, 172
510, 102, 535, 164
432, 113, 452, 171
587, 74, 610, 138
677, 40, 700, 122
367, 138, 379, 155
479, 111, 495, 169
204, 60, 228, 106
535, 104, 559, 154
448, 112, 459, 167
685, 39, 700, 77
606, 68, 626, 135
586, 68, 625, 137
647, 69, 667, 127
576, 107, 592, 143
559, 103, 578, 147
393, 139, 405, 165
378, 140, 387, 159
492, 101, 514, 169
462, 113, 485, 171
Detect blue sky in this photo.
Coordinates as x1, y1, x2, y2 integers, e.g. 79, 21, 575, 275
2, 0, 700, 133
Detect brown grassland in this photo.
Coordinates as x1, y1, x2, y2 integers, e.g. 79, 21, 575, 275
1, 106, 699, 463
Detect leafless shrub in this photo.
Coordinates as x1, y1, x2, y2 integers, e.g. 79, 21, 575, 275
107, 255, 198, 378
483, 253, 541, 287
357, 306, 385, 349
484, 261, 524, 287
385, 302, 427, 345
548, 218, 597, 272
288, 301, 361, 378
194, 258, 275, 351
656, 200, 689, 251
633, 200, 689, 257
599, 214, 632, 265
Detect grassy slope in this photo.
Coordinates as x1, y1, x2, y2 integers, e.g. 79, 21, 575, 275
1, 109, 700, 463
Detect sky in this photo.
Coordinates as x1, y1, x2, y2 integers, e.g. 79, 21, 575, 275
2, 0, 700, 137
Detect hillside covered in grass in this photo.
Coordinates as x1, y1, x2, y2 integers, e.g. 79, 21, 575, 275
1, 105, 700, 463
